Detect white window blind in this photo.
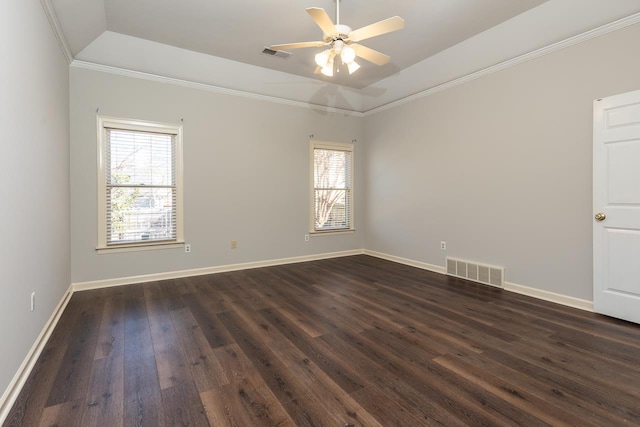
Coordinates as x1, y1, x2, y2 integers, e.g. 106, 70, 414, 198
99, 118, 183, 248
312, 143, 353, 231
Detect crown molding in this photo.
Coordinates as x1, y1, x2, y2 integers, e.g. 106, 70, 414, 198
70, 60, 365, 117
363, 12, 640, 116
40, 0, 73, 64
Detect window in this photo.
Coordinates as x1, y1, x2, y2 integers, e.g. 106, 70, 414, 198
97, 116, 183, 252
311, 140, 354, 233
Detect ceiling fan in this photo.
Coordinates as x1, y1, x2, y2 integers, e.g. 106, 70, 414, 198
269, 0, 404, 77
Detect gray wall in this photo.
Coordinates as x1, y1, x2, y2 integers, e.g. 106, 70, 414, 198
363, 23, 640, 301
70, 68, 364, 283
0, 1, 70, 399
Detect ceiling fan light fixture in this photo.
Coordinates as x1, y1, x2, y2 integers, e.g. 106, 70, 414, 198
341, 46, 356, 64
315, 49, 331, 67
321, 55, 335, 76
347, 60, 360, 74
321, 64, 334, 77
271, 0, 404, 78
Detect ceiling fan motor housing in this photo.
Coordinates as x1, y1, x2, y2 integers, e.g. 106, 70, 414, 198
325, 24, 353, 42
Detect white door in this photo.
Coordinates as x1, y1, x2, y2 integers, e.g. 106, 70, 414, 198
593, 89, 640, 324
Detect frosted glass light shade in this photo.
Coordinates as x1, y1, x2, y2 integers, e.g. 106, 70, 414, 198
315, 50, 331, 67
347, 60, 360, 74
341, 46, 356, 64
321, 63, 334, 76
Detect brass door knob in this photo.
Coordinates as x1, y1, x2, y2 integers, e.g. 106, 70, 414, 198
595, 213, 606, 221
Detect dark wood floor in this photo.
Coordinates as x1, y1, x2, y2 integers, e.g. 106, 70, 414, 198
5, 255, 640, 426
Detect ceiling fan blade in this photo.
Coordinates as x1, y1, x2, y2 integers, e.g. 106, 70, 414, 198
351, 43, 390, 66
348, 16, 405, 43
306, 7, 338, 37
270, 41, 326, 51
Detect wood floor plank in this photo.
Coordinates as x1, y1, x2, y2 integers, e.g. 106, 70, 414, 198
349, 385, 435, 427
181, 292, 235, 349
481, 347, 640, 423
435, 351, 620, 426
143, 282, 192, 390
219, 306, 383, 427
201, 375, 296, 427
360, 323, 443, 362
170, 307, 229, 392
94, 288, 125, 360
123, 356, 165, 427
200, 386, 257, 427
216, 310, 298, 404
79, 354, 124, 427
44, 290, 105, 407
495, 334, 640, 398
160, 383, 209, 426
6, 255, 640, 426
317, 333, 472, 426
259, 307, 366, 394
206, 343, 296, 427
248, 273, 340, 337
187, 275, 230, 314
429, 356, 575, 426
324, 328, 507, 426
37, 400, 84, 427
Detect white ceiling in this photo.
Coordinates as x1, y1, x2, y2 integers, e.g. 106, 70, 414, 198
49, 0, 640, 112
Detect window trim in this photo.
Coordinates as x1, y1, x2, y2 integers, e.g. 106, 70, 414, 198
96, 115, 184, 253
309, 140, 355, 235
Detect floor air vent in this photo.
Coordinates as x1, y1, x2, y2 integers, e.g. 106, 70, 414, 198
446, 257, 504, 288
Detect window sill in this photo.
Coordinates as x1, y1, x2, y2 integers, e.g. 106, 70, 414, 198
309, 229, 355, 237
97, 241, 185, 254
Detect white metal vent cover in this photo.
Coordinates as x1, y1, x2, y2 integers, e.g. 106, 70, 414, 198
446, 257, 504, 288
262, 47, 292, 58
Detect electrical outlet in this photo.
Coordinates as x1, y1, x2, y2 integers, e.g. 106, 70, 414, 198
31, 292, 36, 311
184, 244, 191, 253
441, 241, 447, 250
305, 234, 310, 242
231, 240, 237, 249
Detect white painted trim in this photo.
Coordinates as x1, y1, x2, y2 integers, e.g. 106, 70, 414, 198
364, 250, 446, 274
0, 285, 74, 425
364, 12, 640, 116
40, 0, 73, 64
97, 242, 185, 254
364, 250, 593, 312
504, 281, 593, 312
310, 140, 355, 233
96, 115, 184, 249
70, 61, 365, 118
72, 249, 365, 292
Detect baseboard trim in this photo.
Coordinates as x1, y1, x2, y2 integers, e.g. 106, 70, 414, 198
364, 250, 446, 275
0, 285, 74, 425
504, 281, 593, 312
364, 250, 593, 312
73, 249, 365, 292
